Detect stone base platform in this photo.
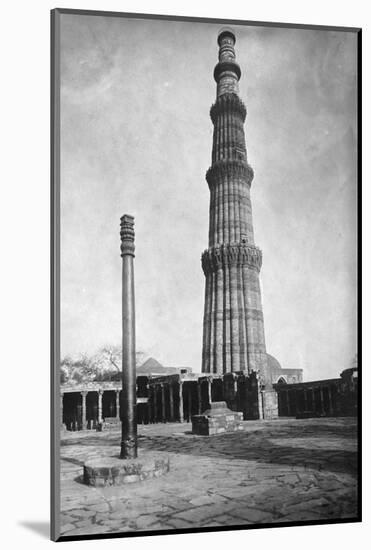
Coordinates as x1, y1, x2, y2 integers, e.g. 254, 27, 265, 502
83, 451, 170, 487
191, 401, 244, 436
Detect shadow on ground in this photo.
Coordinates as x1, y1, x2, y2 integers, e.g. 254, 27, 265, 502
61, 419, 357, 477
19, 521, 49, 539
139, 434, 357, 476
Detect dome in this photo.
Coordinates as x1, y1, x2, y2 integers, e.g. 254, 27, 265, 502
266, 354, 282, 371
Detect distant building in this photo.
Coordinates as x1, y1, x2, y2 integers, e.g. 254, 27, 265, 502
137, 357, 192, 377
265, 354, 303, 386
274, 366, 358, 418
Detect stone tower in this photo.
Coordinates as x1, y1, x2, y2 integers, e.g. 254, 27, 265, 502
201, 29, 269, 384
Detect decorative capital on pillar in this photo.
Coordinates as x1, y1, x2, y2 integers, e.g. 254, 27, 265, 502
120, 214, 135, 257
210, 93, 247, 125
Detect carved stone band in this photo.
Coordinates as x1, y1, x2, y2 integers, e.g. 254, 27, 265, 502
214, 60, 241, 83
120, 214, 135, 257
201, 243, 263, 274
210, 92, 247, 124
206, 159, 254, 189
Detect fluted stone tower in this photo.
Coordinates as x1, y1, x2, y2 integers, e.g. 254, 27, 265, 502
201, 29, 269, 384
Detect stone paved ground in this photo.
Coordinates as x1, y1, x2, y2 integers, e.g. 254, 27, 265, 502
59, 417, 358, 537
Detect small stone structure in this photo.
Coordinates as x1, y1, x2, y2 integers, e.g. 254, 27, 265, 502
192, 401, 243, 435
83, 452, 170, 487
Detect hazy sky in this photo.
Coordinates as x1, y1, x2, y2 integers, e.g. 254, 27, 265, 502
60, 14, 357, 380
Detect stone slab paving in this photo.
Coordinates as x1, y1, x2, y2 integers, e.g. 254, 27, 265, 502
59, 417, 358, 537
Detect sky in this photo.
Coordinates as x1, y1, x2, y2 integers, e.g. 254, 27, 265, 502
60, 14, 358, 381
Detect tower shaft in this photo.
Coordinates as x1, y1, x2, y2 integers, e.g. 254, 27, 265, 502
201, 30, 268, 382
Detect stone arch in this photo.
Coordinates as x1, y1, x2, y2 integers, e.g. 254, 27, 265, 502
276, 376, 287, 385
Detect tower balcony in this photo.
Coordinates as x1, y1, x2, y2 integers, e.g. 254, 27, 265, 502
210, 92, 247, 124
206, 159, 254, 189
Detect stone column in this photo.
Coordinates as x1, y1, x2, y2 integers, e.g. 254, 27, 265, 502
81, 391, 87, 429
233, 374, 238, 395
147, 386, 152, 423
294, 389, 299, 415
319, 386, 325, 415
259, 390, 265, 419
236, 376, 241, 411
231, 373, 238, 411
187, 385, 192, 422
304, 389, 308, 411
197, 381, 202, 414
333, 384, 339, 415
153, 385, 158, 423
60, 392, 64, 428
312, 388, 316, 413
328, 386, 334, 416
120, 214, 137, 459
286, 390, 291, 416
169, 384, 174, 421
179, 381, 184, 423
161, 384, 166, 423
207, 377, 212, 406
98, 390, 103, 424
116, 390, 120, 419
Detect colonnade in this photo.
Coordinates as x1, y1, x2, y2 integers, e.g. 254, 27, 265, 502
60, 376, 222, 430
60, 370, 356, 430
61, 388, 122, 431
147, 378, 214, 424
276, 381, 341, 417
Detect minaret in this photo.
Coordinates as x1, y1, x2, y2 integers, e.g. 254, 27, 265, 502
201, 29, 269, 384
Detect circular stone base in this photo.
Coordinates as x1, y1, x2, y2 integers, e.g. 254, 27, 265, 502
83, 452, 170, 487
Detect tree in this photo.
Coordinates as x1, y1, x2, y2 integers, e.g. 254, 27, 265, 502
60, 346, 149, 384
89, 345, 121, 381
60, 355, 73, 383
60, 353, 96, 384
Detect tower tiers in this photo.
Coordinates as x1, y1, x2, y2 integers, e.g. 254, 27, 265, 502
201, 29, 269, 384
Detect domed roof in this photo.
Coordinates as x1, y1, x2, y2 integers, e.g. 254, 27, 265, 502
266, 354, 282, 371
